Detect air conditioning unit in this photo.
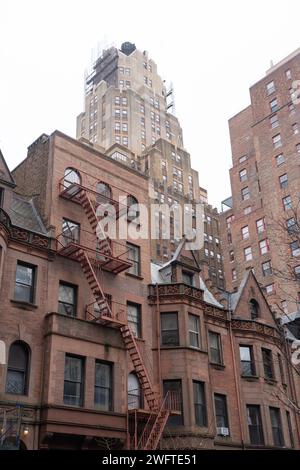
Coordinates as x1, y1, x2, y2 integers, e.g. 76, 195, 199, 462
217, 427, 229, 436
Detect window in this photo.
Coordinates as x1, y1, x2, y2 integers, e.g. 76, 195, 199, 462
58, 282, 77, 317
115, 96, 120, 105
209, 331, 222, 364
63, 354, 84, 406
286, 69, 292, 80
232, 269, 237, 281
115, 108, 121, 117
262, 260, 272, 276
229, 250, 235, 262
127, 194, 139, 221
214, 394, 229, 433
283, 195, 292, 211
127, 302, 141, 338
5, 341, 30, 395
273, 134, 282, 148
182, 271, 194, 286
239, 155, 247, 164
122, 136, 128, 146
291, 240, 300, 257
126, 242, 140, 276
267, 81, 275, 95
189, 314, 200, 348
62, 219, 80, 245
287, 217, 298, 235
115, 121, 121, 131
239, 169, 247, 182
240, 346, 256, 376
241, 187, 250, 201
94, 361, 112, 411
163, 380, 183, 426
128, 373, 141, 409
289, 103, 295, 113
226, 215, 234, 227
241, 225, 249, 239
0, 187, 4, 207
295, 265, 300, 280
296, 143, 300, 153
279, 173, 288, 188
262, 348, 275, 380
14, 262, 36, 304
270, 99, 278, 113
244, 246, 252, 261
259, 238, 270, 255
125, 67, 130, 76
250, 299, 260, 320
270, 114, 279, 128
270, 407, 284, 447
292, 123, 299, 134
276, 153, 285, 166
247, 405, 264, 445
277, 354, 286, 386
256, 218, 265, 233
265, 283, 275, 295
122, 122, 128, 132
96, 182, 112, 203
64, 167, 81, 189
286, 411, 294, 448
193, 381, 206, 426
244, 206, 252, 215
161, 312, 179, 346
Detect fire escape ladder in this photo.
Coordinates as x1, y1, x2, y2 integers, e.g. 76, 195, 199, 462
120, 325, 159, 411
136, 392, 172, 450
78, 189, 112, 256
77, 248, 113, 318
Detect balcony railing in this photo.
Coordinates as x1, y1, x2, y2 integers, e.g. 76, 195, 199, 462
149, 283, 203, 302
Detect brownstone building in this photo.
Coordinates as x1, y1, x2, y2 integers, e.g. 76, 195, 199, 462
0, 131, 299, 449
221, 48, 300, 319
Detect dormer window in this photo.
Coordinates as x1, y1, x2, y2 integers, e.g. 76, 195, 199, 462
182, 271, 194, 286
249, 299, 260, 320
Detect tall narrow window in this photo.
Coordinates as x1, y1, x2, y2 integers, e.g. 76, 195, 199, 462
58, 282, 77, 317
269, 407, 284, 447
127, 195, 139, 221
240, 346, 256, 376
5, 341, 30, 395
14, 262, 36, 304
128, 373, 141, 409
209, 331, 223, 365
94, 361, 112, 411
0, 187, 4, 207
262, 348, 275, 380
127, 302, 141, 338
286, 411, 294, 448
163, 380, 183, 426
241, 187, 250, 201
62, 219, 80, 245
161, 312, 179, 346
214, 394, 229, 435
63, 354, 84, 406
126, 243, 140, 276
96, 182, 112, 204
193, 381, 207, 426
277, 354, 286, 385
249, 299, 260, 320
189, 314, 200, 348
247, 405, 264, 445
267, 81, 276, 95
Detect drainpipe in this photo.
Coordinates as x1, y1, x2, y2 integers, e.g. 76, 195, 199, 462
228, 306, 245, 449
156, 284, 162, 399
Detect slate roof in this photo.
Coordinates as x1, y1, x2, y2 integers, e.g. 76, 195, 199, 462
9, 194, 47, 235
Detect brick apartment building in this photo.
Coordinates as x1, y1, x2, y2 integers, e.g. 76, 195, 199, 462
221, 48, 300, 321
0, 131, 299, 450
76, 42, 224, 288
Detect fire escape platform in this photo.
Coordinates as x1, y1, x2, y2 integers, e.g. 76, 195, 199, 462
56, 242, 131, 274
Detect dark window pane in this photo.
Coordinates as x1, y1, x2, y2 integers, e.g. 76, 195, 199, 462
163, 380, 183, 426
161, 313, 179, 346
209, 332, 222, 364
262, 348, 274, 380
14, 262, 35, 303
5, 342, 29, 395
193, 381, 206, 426
270, 407, 284, 447
58, 283, 77, 317
214, 394, 229, 430
247, 405, 264, 445
94, 361, 112, 411
63, 355, 83, 406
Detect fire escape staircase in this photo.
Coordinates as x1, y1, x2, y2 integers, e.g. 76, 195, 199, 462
58, 179, 180, 448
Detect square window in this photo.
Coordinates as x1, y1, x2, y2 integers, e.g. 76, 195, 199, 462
239, 155, 247, 164
276, 154, 285, 166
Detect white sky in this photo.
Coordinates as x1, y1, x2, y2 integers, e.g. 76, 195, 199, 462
1, 0, 300, 209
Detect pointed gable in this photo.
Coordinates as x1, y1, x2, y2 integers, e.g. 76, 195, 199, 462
0, 149, 15, 187
231, 269, 278, 328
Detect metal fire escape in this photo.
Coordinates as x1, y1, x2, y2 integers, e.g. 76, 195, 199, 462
57, 174, 180, 449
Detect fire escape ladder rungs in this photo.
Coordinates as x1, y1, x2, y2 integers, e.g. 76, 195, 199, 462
144, 407, 169, 450
77, 249, 113, 318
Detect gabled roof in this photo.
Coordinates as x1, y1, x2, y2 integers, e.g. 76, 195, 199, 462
9, 194, 47, 234
159, 237, 200, 271
0, 149, 15, 187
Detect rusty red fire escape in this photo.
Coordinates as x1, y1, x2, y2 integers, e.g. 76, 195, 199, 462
57, 174, 180, 449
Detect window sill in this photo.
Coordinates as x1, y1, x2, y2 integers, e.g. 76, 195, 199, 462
10, 299, 38, 310
264, 378, 277, 385
125, 272, 144, 281
241, 374, 259, 381
210, 362, 225, 370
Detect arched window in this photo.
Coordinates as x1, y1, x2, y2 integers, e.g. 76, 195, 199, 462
64, 168, 81, 189
96, 182, 112, 204
5, 341, 30, 395
127, 195, 139, 221
249, 299, 260, 320
128, 373, 141, 409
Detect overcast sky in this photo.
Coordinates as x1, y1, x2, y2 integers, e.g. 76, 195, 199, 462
1, 0, 300, 208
